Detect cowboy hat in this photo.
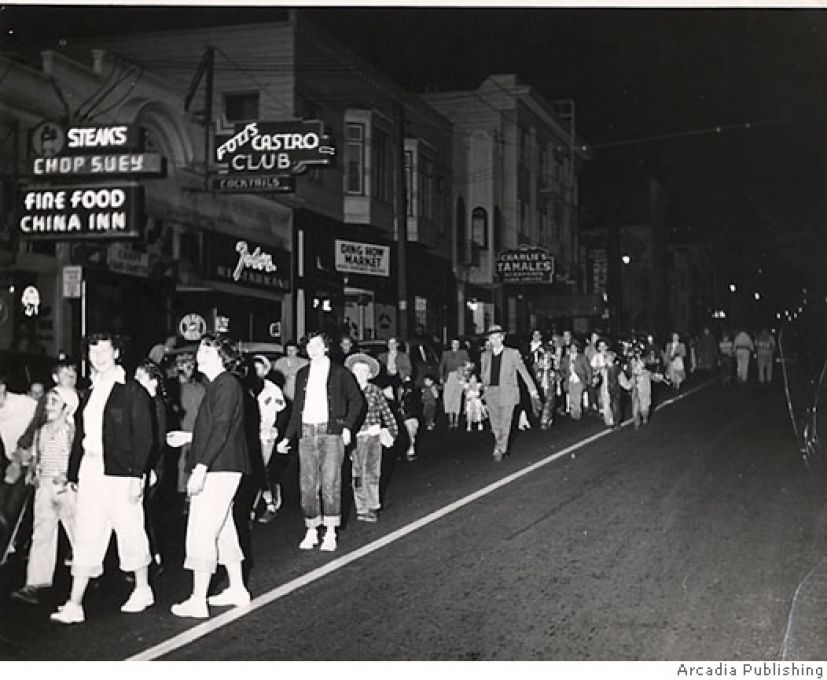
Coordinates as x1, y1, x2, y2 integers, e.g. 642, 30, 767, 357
345, 352, 380, 379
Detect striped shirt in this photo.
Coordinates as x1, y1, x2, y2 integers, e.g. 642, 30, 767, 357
36, 421, 74, 478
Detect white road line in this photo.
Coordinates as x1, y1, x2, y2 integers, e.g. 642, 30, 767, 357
127, 378, 715, 661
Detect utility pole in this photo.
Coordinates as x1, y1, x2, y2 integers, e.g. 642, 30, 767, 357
396, 102, 408, 338
184, 46, 215, 192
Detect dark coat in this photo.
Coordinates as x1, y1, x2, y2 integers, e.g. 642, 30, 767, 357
68, 378, 153, 483
188, 371, 251, 474
283, 360, 366, 440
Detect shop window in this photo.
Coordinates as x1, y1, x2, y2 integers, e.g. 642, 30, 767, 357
345, 123, 365, 195
224, 92, 259, 123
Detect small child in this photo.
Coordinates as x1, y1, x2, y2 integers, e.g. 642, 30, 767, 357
619, 356, 653, 429
421, 375, 439, 431
345, 353, 398, 523
10, 386, 78, 605
462, 373, 487, 432
398, 378, 422, 461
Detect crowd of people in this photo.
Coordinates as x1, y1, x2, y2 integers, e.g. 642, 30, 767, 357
0, 322, 775, 624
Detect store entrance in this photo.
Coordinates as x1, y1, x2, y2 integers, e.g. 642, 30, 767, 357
342, 288, 375, 340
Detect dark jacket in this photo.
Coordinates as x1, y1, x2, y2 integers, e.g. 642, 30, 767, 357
283, 359, 366, 440
187, 371, 251, 474
68, 378, 153, 483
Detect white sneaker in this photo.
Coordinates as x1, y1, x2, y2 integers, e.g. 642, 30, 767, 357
120, 587, 154, 613
320, 532, 337, 552
299, 529, 319, 550
170, 597, 209, 619
50, 601, 84, 624
208, 588, 251, 608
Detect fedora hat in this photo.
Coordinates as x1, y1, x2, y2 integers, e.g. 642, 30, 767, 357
486, 324, 506, 336
345, 352, 380, 379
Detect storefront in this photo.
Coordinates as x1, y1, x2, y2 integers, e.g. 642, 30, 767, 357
172, 230, 290, 345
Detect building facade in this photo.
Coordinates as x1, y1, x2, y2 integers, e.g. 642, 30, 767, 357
422, 74, 592, 337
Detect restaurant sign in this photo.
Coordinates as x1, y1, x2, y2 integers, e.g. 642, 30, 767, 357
213, 120, 335, 176
28, 122, 165, 179
18, 185, 145, 241
495, 246, 555, 284
206, 232, 291, 292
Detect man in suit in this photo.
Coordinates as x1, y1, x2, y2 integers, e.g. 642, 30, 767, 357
480, 325, 540, 462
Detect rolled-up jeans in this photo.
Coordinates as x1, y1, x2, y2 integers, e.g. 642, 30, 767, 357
299, 423, 345, 528
352, 434, 382, 515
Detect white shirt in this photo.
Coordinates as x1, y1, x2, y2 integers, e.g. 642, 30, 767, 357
82, 365, 125, 460
303, 356, 330, 424
258, 378, 286, 437
0, 392, 37, 460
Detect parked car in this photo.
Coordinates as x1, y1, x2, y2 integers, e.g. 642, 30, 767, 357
357, 338, 441, 386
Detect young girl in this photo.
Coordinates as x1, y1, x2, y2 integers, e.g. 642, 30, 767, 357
398, 377, 422, 461
11, 386, 78, 605
462, 369, 487, 432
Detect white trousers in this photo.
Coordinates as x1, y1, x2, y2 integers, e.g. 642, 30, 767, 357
26, 478, 76, 587
72, 457, 151, 579
184, 471, 243, 574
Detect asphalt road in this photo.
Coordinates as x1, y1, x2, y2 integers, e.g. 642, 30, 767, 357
3, 376, 827, 661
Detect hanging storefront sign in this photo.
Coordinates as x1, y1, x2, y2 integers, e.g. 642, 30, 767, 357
334, 239, 390, 277
17, 185, 145, 241
178, 313, 207, 341
28, 122, 165, 180
209, 174, 296, 194
495, 246, 555, 285
62, 265, 83, 299
205, 232, 291, 292
213, 119, 335, 177
107, 244, 151, 278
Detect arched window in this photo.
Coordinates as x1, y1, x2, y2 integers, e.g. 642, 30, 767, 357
471, 207, 488, 250
456, 197, 467, 264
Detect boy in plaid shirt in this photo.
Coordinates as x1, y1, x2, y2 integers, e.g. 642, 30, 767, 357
345, 353, 398, 523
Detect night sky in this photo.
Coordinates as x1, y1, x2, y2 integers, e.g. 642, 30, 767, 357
2, 4, 826, 311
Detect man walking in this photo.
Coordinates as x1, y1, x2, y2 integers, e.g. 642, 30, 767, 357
754, 328, 776, 385
733, 329, 754, 385
277, 332, 365, 552
480, 325, 539, 462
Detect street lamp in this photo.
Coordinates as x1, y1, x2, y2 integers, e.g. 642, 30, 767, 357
621, 254, 631, 265
729, 283, 737, 293
753, 292, 761, 301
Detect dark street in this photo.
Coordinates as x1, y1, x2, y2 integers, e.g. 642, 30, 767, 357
3, 377, 826, 660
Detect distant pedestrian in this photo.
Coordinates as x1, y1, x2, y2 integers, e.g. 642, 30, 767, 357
439, 338, 470, 430
277, 332, 366, 553
251, 355, 286, 524
480, 325, 539, 462
696, 328, 718, 373
421, 375, 439, 430
755, 328, 776, 384
619, 355, 652, 428
273, 341, 308, 403
462, 369, 487, 432
718, 332, 735, 385
378, 336, 413, 386
733, 329, 754, 385
664, 332, 687, 391
560, 341, 592, 420
398, 377, 422, 461
167, 351, 205, 497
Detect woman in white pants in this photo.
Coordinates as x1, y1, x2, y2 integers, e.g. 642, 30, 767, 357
167, 334, 253, 619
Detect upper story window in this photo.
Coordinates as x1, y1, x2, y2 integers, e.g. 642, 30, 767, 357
419, 155, 435, 220
345, 123, 365, 195
373, 128, 391, 202
471, 207, 488, 250
404, 150, 414, 216
224, 92, 259, 122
